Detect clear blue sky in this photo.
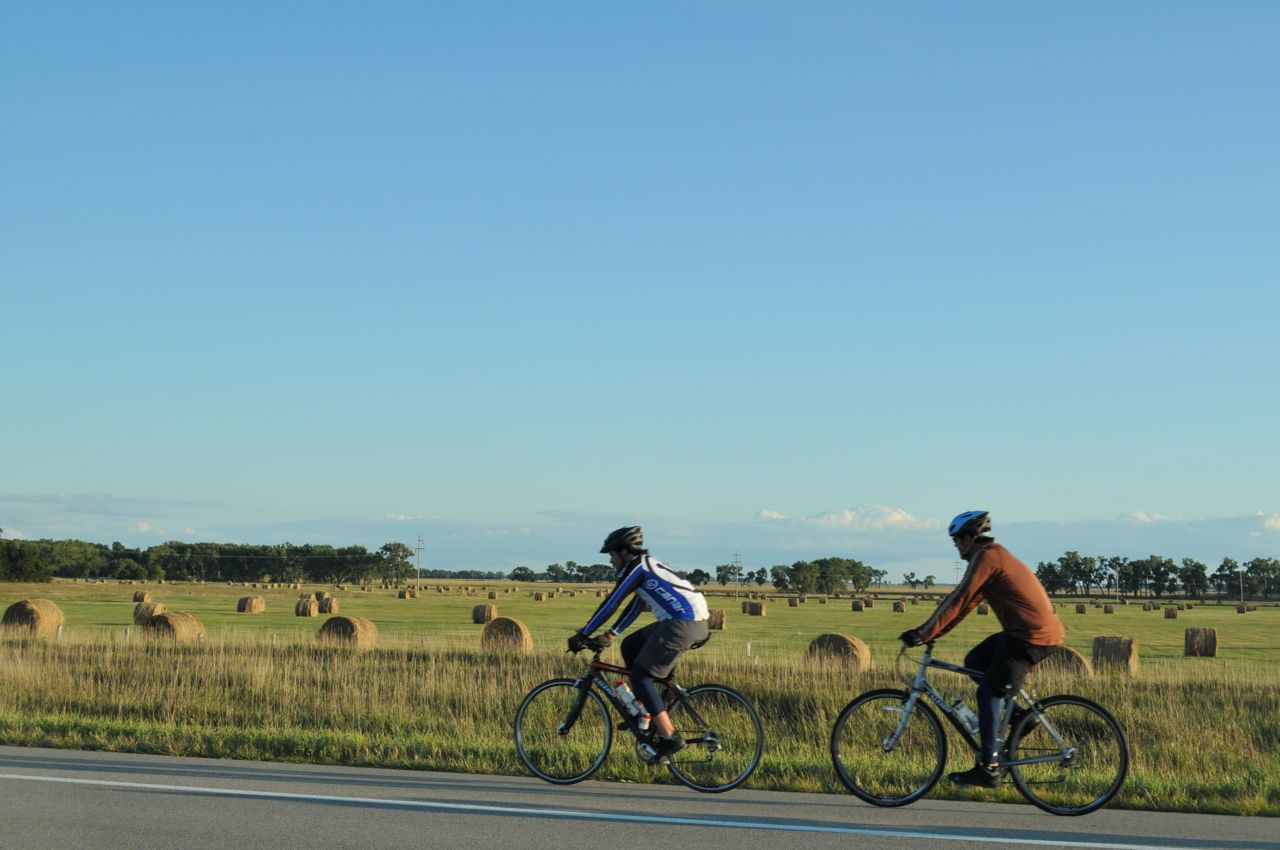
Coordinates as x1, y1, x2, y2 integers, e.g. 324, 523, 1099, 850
4, 3, 1278, 576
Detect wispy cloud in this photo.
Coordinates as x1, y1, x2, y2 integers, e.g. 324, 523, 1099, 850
1124, 511, 1171, 523
796, 506, 938, 531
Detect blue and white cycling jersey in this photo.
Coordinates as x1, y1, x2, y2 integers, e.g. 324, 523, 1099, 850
581, 555, 710, 636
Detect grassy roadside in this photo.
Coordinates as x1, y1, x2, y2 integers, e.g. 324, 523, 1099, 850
2, 580, 1278, 815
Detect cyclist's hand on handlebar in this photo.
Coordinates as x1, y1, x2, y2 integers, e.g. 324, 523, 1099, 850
567, 631, 589, 653
898, 628, 923, 648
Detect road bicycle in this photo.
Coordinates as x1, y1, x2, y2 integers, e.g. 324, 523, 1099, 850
514, 638, 764, 792
830, 640, 1128, 815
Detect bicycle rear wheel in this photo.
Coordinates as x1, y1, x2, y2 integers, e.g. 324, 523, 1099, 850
514, 678, 613, 784
1007, 694, 1128, 815
665, 684, 764, 792
830, 688, 946, 806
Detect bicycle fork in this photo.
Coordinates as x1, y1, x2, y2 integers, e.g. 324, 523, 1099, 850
557, 675, 596, 736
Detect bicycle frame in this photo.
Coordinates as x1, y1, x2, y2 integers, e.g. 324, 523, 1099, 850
887, 643, 1076, 770
560, 651, 689, 741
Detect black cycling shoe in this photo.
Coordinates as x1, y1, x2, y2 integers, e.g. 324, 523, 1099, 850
948, 763, 1004, 788
650, 734, 686, 763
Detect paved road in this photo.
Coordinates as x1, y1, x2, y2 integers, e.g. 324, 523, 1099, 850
0, 746, 1273, 850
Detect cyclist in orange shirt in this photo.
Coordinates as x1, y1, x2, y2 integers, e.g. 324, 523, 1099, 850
900, 510, 1064, 788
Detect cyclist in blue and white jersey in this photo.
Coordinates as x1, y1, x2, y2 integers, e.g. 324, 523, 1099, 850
568, 526, 710, 761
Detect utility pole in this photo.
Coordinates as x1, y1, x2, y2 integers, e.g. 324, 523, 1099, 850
733, 551, 743, 595
416, 536, 425, 591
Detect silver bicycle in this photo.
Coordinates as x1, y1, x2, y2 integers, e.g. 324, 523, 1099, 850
830, 640, 1128, 815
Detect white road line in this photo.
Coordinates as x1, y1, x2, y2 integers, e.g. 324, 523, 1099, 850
0, 772, 1190, 850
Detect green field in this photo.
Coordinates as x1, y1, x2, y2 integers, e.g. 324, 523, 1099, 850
2, 580, 1278, 815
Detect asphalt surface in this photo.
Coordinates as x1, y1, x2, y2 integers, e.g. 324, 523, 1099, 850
0, 746, 1274, 850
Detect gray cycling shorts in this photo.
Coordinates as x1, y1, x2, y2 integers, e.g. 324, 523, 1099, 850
625, 618, 710, 679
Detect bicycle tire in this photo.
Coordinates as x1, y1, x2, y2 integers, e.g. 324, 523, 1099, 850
830, 688, 947, 806
1006, 694, 1129, 815
664, 684, 764, 793
514, 678, 613, 784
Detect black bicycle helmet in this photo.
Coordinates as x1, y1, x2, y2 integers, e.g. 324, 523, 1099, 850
599, 525, 644, 554
948, 510, 992, 537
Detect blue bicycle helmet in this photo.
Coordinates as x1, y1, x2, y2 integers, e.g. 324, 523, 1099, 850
948, 510, 991, 537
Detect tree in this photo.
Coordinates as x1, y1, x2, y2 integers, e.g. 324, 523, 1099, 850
751, 568, 769, 586
545, 563, 567, 582
509, 566, 536, 582
715, 564, 735, 586
1244, 557, 1280, 599
1212, 557, 1240, 599
1144, 555, 1178, 598
1178, 558, 1209, 598
923, 574, 935, 590
686, 569, 711, 586
902, 571, 920, 590
770, 565, 791, 592
812, 557, 853, 595
1036, 560, 1066, 596
379, 542, 416, 583
787, 560, 819, 594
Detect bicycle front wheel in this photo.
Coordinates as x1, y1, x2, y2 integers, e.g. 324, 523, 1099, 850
665, 684, 764, 792
830, 688, 946, 806
514, 678, 613, 784
1007, 694, 1129, 815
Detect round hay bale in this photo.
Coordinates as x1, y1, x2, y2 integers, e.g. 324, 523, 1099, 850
314, 590, 331, 602
1103, 604, 1115, 614
862, 598, 873, 609
740, 600, 751, 614
2, 599, 65, 637
472, 603, 498, 624
319, 596, 340, 614
1184, 627, 1218, 657
788, 597, 799, 608
295, 598, 319, 617
892, 600, 906, 613
806, 633, 872, 672
819, 595, 827, 605
977, 603, 989, 615
1036, 644, 1093, 677
533, 591, 547, 602
133, 600, 166, 624
487, 591, 499, 600
1075, 604, 1087, 614
318, 615, 378, 648
144, 611, 204, 643
132, 591, 153, 603
481, 616, 533, 653
1164, 606, 1178, 619
237, 595, 266, 614
707, 609, 727, 630
851, 599, 864, 612
397, 588, 416, 599
1091, 636, 1138, 676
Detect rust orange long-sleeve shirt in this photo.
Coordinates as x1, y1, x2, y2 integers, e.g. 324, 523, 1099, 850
915, 540, 1064, 646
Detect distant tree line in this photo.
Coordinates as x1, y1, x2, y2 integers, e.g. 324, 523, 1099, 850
0, 538, 419, 585
1034, 551, 1280, 600
504, 557, 890, 596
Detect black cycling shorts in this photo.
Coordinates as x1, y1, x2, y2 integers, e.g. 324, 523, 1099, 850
621, 619, 709, 679
964, 632, 1057, 693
